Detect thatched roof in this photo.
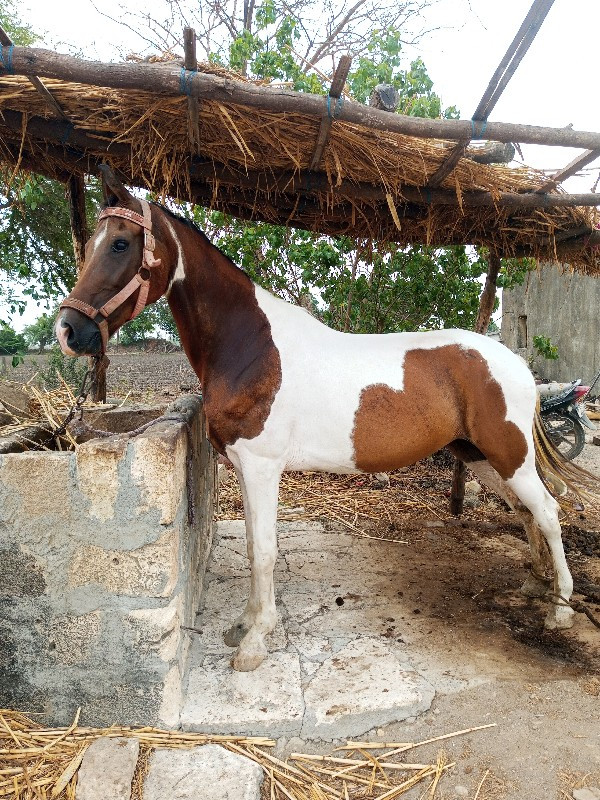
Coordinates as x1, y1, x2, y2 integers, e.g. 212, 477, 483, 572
1, 47, 599, 272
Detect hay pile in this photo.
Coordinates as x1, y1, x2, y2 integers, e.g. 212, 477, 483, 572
0, 56, 598, 270
218, 458, 496, 533
0, 709, 497, 799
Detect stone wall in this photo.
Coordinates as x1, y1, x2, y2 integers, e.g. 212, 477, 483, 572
0, 394, 216, 727
502, 265, 600, 383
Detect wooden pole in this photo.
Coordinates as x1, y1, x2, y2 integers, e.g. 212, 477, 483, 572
7, 46, 600, 151
66, 174, 108, 402
450, 252, 502, 515
183, 27, 201, 152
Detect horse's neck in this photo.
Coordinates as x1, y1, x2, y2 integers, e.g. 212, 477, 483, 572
166, 226, 264, 383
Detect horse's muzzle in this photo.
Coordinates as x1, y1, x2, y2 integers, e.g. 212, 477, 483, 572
55, 310, 102, 356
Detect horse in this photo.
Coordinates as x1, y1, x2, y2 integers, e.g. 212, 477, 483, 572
56, 165, 577, 672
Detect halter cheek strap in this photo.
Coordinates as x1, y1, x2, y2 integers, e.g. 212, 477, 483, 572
59, 199, 162, 354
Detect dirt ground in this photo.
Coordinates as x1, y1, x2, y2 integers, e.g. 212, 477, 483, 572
6, 349, 600, 798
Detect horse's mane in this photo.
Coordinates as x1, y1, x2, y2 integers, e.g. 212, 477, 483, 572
153, 202, 249, 276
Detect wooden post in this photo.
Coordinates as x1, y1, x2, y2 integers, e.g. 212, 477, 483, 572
450, 252, 502, 515
67, 174, 87, 272
66, 174, 108, 402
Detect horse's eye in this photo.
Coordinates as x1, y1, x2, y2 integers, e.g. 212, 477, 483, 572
112, 239, 129, 253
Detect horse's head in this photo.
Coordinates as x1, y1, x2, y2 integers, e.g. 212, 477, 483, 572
56, 166, 175, 356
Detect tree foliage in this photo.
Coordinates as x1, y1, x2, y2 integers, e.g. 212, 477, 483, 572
22, 308, 58, 352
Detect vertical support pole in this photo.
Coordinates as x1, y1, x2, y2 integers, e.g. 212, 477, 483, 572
183, 27, 201, 153
450, 251, 502, 515
67, 174, 108, 403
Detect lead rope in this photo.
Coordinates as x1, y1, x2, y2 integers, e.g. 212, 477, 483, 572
549, 592, 600, 630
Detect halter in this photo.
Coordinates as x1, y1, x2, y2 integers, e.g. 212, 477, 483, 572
59, 199, 162, 354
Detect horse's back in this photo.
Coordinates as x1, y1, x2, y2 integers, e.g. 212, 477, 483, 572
247, 287, 534, 476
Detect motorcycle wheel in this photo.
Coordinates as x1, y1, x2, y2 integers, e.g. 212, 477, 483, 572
542, 411, 586, 460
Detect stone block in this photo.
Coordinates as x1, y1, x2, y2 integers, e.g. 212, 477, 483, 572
143, 745, 262, 800
126, 593, 184, 662
302, 638, 435, 739
75, 437, 128, 522
48, 612, 101, 666
76, 736, 139, 800
181, 652, 304, 737
0, 451, 73, 520
130, 423, 187, 525
69, 528, 179, 597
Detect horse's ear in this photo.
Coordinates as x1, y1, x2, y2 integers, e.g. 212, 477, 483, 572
98, 164, 134, 207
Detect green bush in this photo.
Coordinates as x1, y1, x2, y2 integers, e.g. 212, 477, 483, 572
533, 335, 559, 361
39, 345, 87, 390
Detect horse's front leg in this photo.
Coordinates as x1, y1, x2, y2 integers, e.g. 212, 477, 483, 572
223, 455, 282, 671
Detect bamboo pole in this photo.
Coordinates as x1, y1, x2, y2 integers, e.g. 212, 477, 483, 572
450, 252, 502, 515
6, 46, 600, 151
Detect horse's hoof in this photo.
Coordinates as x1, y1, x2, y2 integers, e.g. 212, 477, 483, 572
223, 622, 248, 648
544, 605, 575, 630
231, 644, 267, 672
520, 573, 552, 598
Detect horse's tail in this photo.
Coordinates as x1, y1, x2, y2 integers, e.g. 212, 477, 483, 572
533, 406, 599, 509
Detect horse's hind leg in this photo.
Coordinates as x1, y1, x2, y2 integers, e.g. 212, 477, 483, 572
505, 460, 574, 629
463, 460, 553, 597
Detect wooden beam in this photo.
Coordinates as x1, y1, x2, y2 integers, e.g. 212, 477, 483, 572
67, 174, 88, 272
426, 141, 469, 188
0, 109, 129, 156
7, 46, 600, 151
3, 111, 599, 211
473, 0, 556, 121
537, 149, 600, 192
183, 27, 201, 153
309, 55, 352, 171
0, 27, 69, 121
429, 0, 555, 189
66, 173, 108, 402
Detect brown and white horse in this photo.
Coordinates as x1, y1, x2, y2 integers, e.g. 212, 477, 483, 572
56, 167, 574, 671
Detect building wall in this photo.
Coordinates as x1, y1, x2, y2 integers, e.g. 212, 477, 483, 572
502, 264, 600, 384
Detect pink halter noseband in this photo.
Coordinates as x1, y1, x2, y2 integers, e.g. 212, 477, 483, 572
59, 199, 162, 353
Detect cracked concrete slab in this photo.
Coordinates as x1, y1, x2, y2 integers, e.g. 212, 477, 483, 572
181, 651, 304, 736
301, 638, 435, 738
182, 519, 438, 740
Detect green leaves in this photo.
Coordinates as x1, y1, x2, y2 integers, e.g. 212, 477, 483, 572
533, 335, 559, 361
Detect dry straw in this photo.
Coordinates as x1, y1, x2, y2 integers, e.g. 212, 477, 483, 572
0, 62, 598, 271
0, 710, 496, 799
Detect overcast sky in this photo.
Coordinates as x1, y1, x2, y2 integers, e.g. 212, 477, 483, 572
8, 0, 600, 326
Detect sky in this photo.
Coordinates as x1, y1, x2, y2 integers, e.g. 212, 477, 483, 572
7, 0, 600, 327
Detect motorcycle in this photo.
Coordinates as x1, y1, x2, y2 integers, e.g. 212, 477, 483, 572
538, 378, 597, 460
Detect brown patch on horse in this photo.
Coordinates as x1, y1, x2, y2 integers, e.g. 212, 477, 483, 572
165, 224, 282, 454
352, 345, 527, 479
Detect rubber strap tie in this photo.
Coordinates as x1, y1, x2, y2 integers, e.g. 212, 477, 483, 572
179, 67, 197, 97
0, 45, 14, 75
470, 118, 488, 139
327, 95, 343, 119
